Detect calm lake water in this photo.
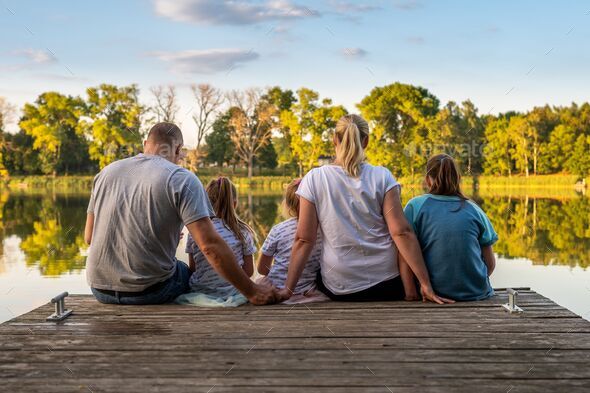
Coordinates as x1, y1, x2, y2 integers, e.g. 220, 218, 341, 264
1, 187, 589, 322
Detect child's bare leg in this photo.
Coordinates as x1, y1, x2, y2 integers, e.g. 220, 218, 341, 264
399, 252, 419, 301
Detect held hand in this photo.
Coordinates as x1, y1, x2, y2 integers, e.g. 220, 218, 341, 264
420, 284, 455, 304
247, 283, 280, 306
277, 287, 294, 303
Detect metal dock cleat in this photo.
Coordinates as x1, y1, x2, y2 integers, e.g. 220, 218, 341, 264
46, 292, 73, 322
502, 288, 524, 313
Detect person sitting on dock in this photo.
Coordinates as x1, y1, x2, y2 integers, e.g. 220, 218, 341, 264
278, 114, 453, 304
176, 177, 257, 307
84, 122, 279, 306
400, 154, 498, 301
257, 178, 327, 303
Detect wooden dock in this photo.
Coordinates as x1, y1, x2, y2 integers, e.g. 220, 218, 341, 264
1, 289, 589, 392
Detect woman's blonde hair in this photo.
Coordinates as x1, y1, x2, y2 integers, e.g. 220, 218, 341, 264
335, 114, 369, 177
282, 178, 301, 219
206, 177, 256, 244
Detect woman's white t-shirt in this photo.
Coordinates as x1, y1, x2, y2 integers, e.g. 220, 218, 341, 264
296, 164, 400, 295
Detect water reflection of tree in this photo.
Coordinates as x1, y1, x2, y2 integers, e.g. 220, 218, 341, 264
237, 191, 590, 269
237, 191, 281, 246
1, 192, 89, 276
480, 195, 590, 268
20, 219, 87, 275
0, 191, 9, 274
2, 189, 588, 277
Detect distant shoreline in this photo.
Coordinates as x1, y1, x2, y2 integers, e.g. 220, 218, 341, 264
0, 174, 585, 194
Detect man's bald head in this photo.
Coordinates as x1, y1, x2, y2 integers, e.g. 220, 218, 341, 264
144, 122, 184, 164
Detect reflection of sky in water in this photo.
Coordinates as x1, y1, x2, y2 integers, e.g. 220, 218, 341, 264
1, 190, 589, 323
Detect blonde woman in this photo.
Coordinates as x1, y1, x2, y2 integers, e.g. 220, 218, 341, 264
278, 114, 453, 303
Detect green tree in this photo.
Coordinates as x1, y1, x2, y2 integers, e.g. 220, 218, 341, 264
458, 100, 485, 174
254, 139, 278, 171
0, 97, 16, 176
1, 131, 41, 175
567, 134, 590, 178
527, 106, 558, 175
80, 84, 145, 169
19, 92, 88, 175
357, 82, 440, 176
483, 117, 512, 176
204, 110, 235, 167
507, 115, 534, 177
280, 88, 346, 175
541, 124, 576, 173
262, 87, 297, 172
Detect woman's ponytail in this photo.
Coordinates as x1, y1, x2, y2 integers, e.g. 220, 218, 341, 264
335, 114, 369, 177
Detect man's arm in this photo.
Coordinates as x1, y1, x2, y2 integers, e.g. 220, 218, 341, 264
186, 217, 278, 305
84, 213, 94, 245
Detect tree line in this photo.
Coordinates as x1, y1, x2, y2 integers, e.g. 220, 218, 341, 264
1, 82, 589, 180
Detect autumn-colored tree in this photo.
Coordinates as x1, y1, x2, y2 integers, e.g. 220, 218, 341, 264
227, 88, 277, 180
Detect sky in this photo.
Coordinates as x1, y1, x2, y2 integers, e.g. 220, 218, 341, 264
1, 0, 589, 146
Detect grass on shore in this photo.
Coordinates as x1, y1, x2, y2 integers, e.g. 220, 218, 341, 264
0, 173, 585, 193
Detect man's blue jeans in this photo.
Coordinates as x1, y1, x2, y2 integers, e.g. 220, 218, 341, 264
91, 260, 191, 305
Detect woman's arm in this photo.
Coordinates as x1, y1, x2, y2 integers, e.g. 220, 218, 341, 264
383, 187, 454, 304
84, 213, 94, 245
242, 255, 254, 277
398, 252, 420, 301
279, 198, 318, 300
482, 245, 496, 276
257, 254, 273, 276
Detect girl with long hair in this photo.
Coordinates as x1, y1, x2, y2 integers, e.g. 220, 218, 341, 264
179, 177, 257, 306
400, 154, 497, 301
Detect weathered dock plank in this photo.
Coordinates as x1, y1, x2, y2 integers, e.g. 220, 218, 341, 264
1, 289, 589, 392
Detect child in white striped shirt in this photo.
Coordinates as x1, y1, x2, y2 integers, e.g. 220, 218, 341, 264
257, 179, 326, 302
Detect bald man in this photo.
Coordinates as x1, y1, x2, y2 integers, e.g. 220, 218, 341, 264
84, 122, 278, 305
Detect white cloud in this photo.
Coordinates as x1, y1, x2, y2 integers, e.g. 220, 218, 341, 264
393, 0, 422, 11
341, 47, 368, 59
329, 1, 379, 14
153, 0, 319, 25
406, 36, 425, 45
148, 48, 260, 74
15, 49, 57, 64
